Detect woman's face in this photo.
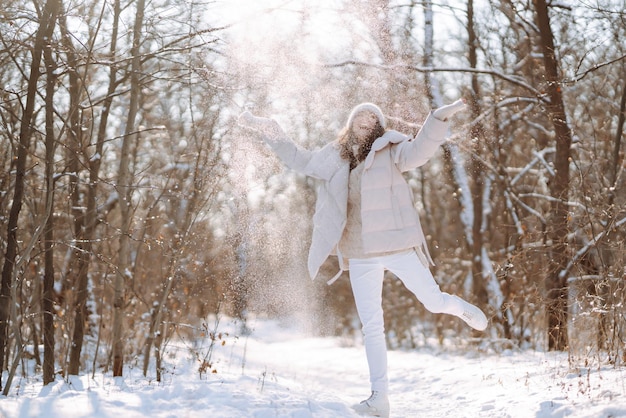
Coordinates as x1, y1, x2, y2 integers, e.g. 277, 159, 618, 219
351, 111, 378, 142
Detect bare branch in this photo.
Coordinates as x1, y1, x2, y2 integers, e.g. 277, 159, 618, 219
326, 60, 545, 99
565, 54, 626, 84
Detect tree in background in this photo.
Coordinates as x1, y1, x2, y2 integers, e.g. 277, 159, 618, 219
532, 0, 573, 351
0, 0, 61, 392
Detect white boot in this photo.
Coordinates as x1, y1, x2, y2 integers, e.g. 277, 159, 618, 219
353, 391, 390, 417
454, 296, 488, 331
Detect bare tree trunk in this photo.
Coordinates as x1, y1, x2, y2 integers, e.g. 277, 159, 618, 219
113, 0, 146, 377
423, 0, 472, 343
423, 1, 470, 249
598, 77, 626, 349
155, 321, 164, 382
43, 207, 56, 385
42, 19, 59, 386
608, 79, 625, 208
0, 0, 60, 391
424, 1, 485, 309
533, 0, 573, 351
83, 0, 122, 375
422, 0, 435, 103
467, 0, 490, 310
57, 6, 94, 376
64, 0, 122, 376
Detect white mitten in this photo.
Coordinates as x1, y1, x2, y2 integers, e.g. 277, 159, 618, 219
433, 99, 467, 121
237, 110, 257, 127
238, 111, 282, 137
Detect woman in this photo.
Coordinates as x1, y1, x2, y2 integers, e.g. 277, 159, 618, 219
238, 100, 487, 418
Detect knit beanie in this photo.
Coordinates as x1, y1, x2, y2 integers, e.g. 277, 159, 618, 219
346, 103, 386, 129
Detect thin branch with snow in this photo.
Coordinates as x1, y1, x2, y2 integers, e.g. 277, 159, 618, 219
560, 214, 626, 280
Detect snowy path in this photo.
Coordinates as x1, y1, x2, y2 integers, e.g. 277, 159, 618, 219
1, 317, 625, 417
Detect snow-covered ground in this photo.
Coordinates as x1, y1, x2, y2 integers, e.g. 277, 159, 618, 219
1, 317, 625, 418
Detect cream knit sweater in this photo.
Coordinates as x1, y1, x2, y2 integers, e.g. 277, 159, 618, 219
338, 162, 405, 260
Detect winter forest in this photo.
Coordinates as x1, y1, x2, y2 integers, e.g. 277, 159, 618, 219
0, 0, 625, 410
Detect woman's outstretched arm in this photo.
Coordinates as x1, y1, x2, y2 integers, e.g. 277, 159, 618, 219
394, 99, 466, 171
238, 111, 338, 180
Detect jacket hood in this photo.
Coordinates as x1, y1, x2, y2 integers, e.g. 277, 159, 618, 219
364, 130, 408, 169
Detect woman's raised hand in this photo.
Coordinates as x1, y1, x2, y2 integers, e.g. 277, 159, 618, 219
432, 99, 467, 121
238, 111, 282, 137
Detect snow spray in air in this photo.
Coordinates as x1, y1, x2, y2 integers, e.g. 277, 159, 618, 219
219, 0, 395, 334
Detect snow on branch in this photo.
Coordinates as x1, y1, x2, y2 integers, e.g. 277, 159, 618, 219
560, 214, 626, 280
503, 190, 525, 237
510, 150, 546, 186
525, 147, 556, 181
517, 192, 586, 210
507, 190, 547, 224
565, 54, 626, 84
566, 274, 622, 284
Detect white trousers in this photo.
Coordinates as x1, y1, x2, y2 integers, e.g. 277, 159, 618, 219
349, 250, 465, 393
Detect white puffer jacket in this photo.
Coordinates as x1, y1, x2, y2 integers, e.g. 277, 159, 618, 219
238, 111, 449, 281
